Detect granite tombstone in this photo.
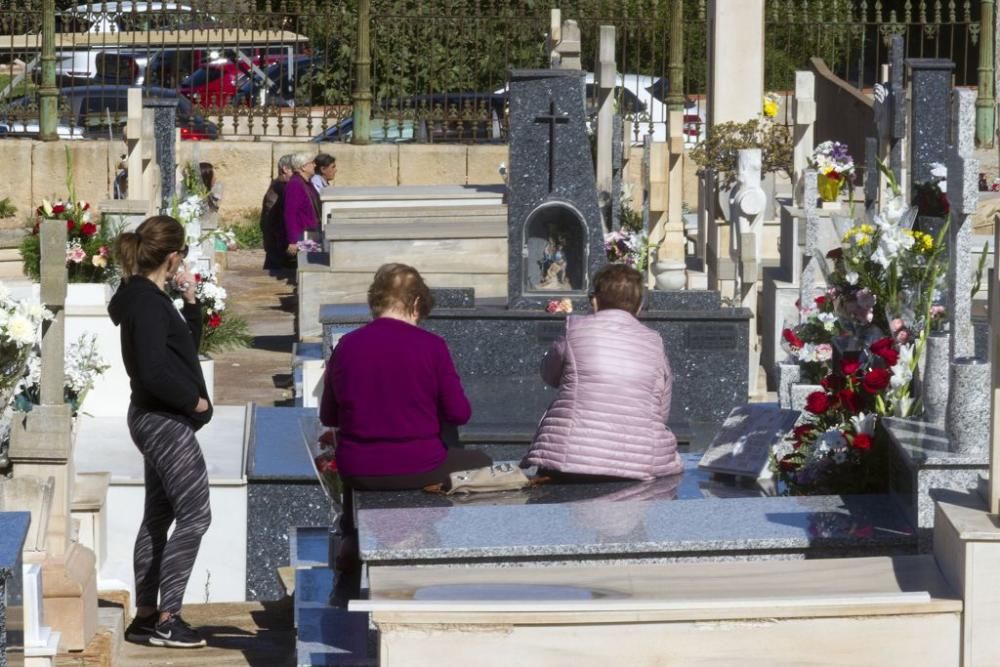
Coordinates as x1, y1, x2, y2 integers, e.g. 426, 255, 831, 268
506, 69, 606, 310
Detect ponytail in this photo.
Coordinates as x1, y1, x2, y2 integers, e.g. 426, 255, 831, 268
113, 215, 185, 281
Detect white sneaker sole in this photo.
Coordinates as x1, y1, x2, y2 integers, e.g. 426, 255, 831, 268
148, 636, 207, 649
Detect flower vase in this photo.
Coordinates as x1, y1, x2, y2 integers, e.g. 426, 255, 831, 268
817, 173, 844, 208
199, 354, 214, 404
917, 332, 950, 425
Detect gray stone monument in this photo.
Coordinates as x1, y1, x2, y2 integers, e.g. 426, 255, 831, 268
144, 97, 179, 212
506, 69, 606, 310
906, 58, 954, 194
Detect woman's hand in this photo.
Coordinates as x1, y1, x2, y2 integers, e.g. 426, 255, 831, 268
173, 264, 198, 304
286, 243, 298, 256
194, 397, 209, 413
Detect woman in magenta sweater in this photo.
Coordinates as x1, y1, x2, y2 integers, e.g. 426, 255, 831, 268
320, 262, 491, 485
282, 152, 321, 253
320, 264, 492, 576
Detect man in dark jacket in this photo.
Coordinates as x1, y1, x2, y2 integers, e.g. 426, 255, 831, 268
261, 154, 295, 272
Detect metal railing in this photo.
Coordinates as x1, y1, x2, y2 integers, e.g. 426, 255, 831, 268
0, 0, 988, 143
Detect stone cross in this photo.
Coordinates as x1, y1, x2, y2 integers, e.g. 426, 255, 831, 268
729, 149, 766, 386
792, 71, 815, 208
545, 9, 561, 68
38, 220, 67, 406
534, 99, 570, 193
554, 19, 581, 70
125, 88, 159, 211
595, 24, 616, 227
798, 168, 823, 313
887, 35, 907, 196
946, 88, 979, 361
866, 35, 908, 212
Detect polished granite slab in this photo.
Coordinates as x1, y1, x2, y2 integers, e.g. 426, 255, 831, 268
247, 406, 320, 481
356, 454, 915, 566
356, 453, 765, 511
246, 406, 330, 600
884, 417, 990, 550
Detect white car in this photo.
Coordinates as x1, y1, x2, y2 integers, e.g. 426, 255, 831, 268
52, 3, 216, 81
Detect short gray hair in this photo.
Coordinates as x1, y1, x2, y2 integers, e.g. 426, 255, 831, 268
277, 154, 294, 172
289, 152, 315, 171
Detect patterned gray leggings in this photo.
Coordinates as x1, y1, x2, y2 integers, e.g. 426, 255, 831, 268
127, 405, 212, 614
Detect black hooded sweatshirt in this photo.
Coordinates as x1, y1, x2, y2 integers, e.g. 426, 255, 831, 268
108, 275, 213, 431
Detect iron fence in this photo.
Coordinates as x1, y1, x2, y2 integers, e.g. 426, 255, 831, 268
0, 0, 988, 144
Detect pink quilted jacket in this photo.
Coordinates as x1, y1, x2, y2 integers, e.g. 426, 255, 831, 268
522, 309, 683, 481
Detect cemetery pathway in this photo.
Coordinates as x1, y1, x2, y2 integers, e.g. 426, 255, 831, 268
118, 600, 296, 666
212, 249, 297, 408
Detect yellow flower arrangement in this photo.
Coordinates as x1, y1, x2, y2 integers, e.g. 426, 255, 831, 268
763, 92, 780, 118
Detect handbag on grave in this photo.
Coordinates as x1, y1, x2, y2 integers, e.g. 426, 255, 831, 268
423, 462, 541, 495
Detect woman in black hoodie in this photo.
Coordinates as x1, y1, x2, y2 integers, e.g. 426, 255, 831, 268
108, 215, 213, 649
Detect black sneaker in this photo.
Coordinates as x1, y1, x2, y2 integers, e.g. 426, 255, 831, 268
124, 612, 158, 644
148, 615, 206, 649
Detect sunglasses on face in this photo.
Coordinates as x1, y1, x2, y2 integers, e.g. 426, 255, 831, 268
178, 245, 189, 258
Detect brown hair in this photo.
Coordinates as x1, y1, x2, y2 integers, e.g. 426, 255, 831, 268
113, 215, 186, 281
199, 162, 215, 192
367, 263, 434, 321
591, 264, 644, 313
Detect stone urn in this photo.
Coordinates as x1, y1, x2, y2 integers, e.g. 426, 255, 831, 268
945, 357, 990, 455
651, 260, 686, 291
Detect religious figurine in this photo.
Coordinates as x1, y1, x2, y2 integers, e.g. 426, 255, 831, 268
537, 231, 571, 290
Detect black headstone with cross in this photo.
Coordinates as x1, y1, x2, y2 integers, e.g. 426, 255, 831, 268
506, 69, 605, 310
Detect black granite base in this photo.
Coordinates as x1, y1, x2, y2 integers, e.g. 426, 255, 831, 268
321, 304, 751, 430
246, 481, 331, 601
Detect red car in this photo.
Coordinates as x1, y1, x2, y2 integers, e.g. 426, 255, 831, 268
178, 61, 247, 109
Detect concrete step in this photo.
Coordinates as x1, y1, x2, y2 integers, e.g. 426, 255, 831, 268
332, 205, 506, 220
329, 237, 506, 273
0, 247, 22, 261
324, 184, 504, 208
0, 261, 24, 279
329, 220, 505, 241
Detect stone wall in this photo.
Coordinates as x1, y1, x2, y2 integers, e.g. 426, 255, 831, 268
0, 140, 671, 225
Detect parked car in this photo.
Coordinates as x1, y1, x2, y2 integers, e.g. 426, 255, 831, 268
1, 86, 218, 140
50, 3, 217, 82
232, 56, 321, 108
313, 101, 506, 145
178, 61, 248, 108
312, 117, 415, 144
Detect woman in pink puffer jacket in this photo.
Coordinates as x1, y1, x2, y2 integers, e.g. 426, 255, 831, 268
522, 264, 683, 481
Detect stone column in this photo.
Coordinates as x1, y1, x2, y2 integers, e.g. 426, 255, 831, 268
596, 25, 616, 229
143, 97, 178, 212
38, 0, 57, 141
707, 0, 764, 127
792, 71, 816, 207
977, 0, 995, 147
352, 0, 372, 145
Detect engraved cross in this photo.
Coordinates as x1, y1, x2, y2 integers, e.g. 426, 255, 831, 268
534, 98, 569, 193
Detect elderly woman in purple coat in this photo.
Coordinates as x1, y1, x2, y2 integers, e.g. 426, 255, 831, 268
282, 152, 321, 255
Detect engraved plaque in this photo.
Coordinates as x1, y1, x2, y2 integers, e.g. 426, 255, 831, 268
535, 321, 566, 344
698, 405, 801, 478
685, 324, 738, 350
